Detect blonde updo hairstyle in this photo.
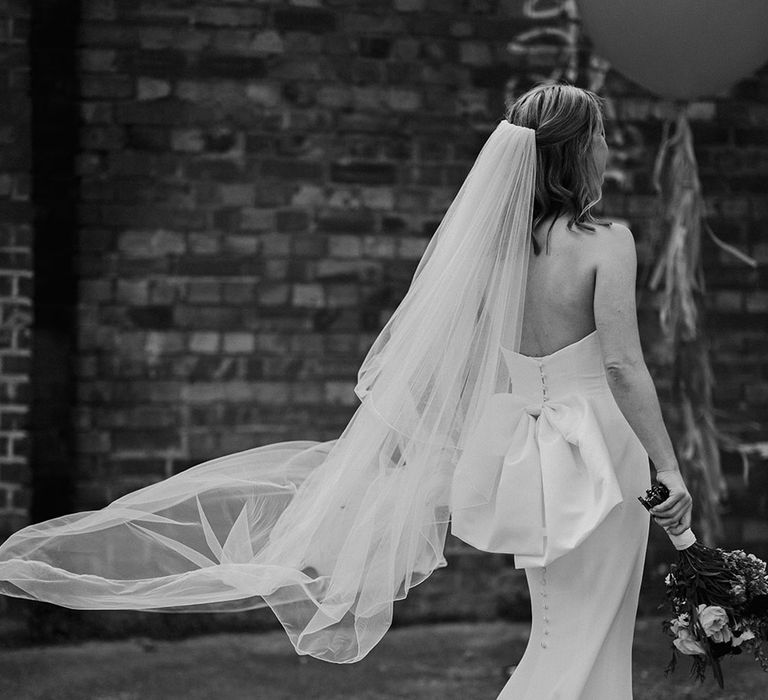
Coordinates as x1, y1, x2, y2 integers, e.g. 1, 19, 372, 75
505, 80, 612, 255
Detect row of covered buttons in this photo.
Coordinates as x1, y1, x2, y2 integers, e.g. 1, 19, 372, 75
538, 360, 548, 401
540, 565, 550, 648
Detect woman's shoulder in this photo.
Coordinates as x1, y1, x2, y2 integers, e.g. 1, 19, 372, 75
580, 220, 634, 252
592, 219, 631, 234
592, 220, 634, 248
586, 222, 637, 277
540, 216, 634, 261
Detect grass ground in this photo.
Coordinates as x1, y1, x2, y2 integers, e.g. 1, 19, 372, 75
0, 616, 765, 699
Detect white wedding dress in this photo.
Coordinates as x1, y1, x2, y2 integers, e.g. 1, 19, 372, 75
450, 329, 651, 700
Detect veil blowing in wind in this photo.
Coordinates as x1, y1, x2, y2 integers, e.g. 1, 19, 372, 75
0, 120, 537, 664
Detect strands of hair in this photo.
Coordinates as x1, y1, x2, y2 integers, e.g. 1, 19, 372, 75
505, 80, 613, 255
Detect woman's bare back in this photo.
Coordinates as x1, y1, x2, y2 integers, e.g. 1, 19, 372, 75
518, 214, 612, 357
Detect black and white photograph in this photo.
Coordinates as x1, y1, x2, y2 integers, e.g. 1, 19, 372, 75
0, 1, 767, 698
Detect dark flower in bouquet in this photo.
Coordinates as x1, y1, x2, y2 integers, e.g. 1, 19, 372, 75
639, 482, 768, 688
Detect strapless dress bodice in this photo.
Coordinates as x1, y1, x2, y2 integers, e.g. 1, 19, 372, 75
500, 329, 608, 403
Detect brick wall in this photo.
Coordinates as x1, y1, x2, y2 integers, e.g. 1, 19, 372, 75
0, 1, 32, 542
2, 0, 767, 638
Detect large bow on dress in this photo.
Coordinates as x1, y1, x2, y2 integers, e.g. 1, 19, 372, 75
449, 392, 624, 568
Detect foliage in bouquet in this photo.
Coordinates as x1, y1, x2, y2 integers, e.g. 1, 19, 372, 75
660, 548, 768, 687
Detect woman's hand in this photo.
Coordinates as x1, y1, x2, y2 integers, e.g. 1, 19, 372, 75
650, 469, 693, 536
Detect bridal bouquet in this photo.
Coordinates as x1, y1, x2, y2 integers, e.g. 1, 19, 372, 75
639, 483, 768, 688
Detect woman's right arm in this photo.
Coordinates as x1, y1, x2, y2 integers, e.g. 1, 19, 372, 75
592, 224, 693, 535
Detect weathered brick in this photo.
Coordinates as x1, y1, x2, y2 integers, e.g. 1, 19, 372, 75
80, 101, 114, 124
232, 208, 269, 232
276, 209, 309, 232
245, 82, 281, 107
251, 30, 284, 55
187, 280, 221, 303
80, 125, 125, 150
324, 380, 356, 406
147, 278, 183, 305
137, 77, 171, 101
197, 54, 266, 79
222, 280, 256, 304
118, 230, 186, 257
204, 28, 249, 55
361, 235, 396, 259
398, 237, 429, 260
293, 283, 326, 308
387, 87, 422, 111
327, 235, 363, 258
180, 381, 257, 403
361, 187, 396, 210
79, 21, 138, 47
745, 292, 768, 313
112, 428, 179, 452
327, 284, 359, 308
218, 183, 255, 207
173, 305, 243, 329
78, 430, 111, 454
204, 128, 244, 156
1, 354, 29, 375
257, 283, 290, 306
0, 459, 27, 484
708, 290, 743, 313
274, 8, 337, 33
139, 27, 209, 52
10, 487, 28, 510
195, 7, 264, 27
290, 184, 326, 208
316, 84, 352, 109
358, 37, 391, 60
123, 125, 168, 151
125, 49, 187, 77
330, 161, 396, 185
145, 331, 185, 355
80, 279, 113, 302
78, 49, 117, 72
743, 518, 768, 542
258, 233, 291, 257
174, 255, 259, 276
188, 332, 220, 354
171, 128, 205, 152
80, 74, 133, 99
292, 234, 326, 257
350, 86, 384, 112
460, 41, 493, 66
222, 234, 259, 256
116, 99, 212, 126
126, 305, 174, 330
394, 0, 426, 10
261, 159, 325, 180
186, 233, 220, 255
81, 0, 116, 21
223, 332, 256, 354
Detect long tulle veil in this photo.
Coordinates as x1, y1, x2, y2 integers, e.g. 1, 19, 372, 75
0, 120, 537, 663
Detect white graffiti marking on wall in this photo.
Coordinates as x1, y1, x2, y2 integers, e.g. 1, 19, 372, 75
505, 0, 644, 193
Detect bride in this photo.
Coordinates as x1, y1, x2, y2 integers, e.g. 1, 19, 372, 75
0, 80, 692, 699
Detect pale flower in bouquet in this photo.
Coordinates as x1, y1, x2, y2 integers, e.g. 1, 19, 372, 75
697, 604, 732, 644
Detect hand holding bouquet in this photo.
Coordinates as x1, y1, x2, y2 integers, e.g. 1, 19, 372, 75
639, 482, 768, 688
646, 468, 694, 539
